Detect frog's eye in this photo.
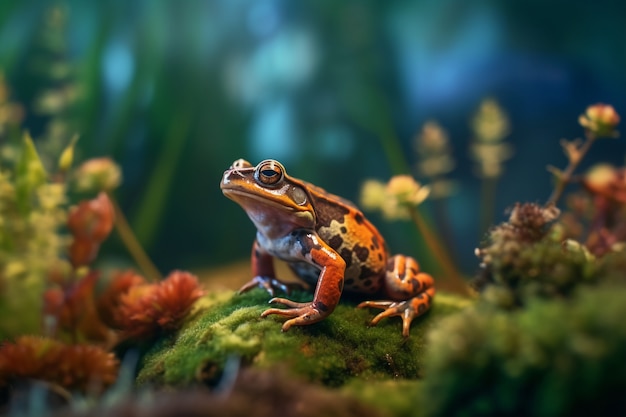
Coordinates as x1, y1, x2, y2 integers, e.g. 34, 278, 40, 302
255, 160, 284, 186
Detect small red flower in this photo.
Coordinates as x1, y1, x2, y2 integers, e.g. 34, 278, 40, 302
67, 192, 115, 243
0, 336, 61, 385
115, 271, 204, 339
152, 271, 205, 330
0, 336, 118, 393
55, 343, 118, 392
95, 269, 146, 328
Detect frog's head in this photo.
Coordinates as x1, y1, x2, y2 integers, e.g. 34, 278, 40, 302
221, 159, 316, 232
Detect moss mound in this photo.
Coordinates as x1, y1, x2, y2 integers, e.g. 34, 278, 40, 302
420, 285, 626, 417
136, 289, 470, 388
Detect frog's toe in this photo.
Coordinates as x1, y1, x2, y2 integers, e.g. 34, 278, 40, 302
238, 276, 294, 297
369, 301, 415, 337
261, 300, 328, 331
266, 297, 309, 308
358, 296, 432, 337
357, 300, 395, 310
279, 309, 326, 331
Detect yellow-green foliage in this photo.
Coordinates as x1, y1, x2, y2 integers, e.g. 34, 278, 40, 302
344, 379, 424, 417
136, 290, 470, 388
0, 134, 69, 338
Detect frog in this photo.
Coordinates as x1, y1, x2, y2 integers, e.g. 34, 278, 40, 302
220, 158, 435, 337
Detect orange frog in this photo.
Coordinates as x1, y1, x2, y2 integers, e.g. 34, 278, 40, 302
220, 159, 435, 336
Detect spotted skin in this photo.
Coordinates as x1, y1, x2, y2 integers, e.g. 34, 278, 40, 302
220, 158, 435, 336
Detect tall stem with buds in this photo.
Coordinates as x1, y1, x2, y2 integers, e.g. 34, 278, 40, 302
546, 133, 596, 207
546, 103, 620, 207
469, 99, 513, 236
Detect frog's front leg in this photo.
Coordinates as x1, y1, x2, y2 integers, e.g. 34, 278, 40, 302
238, 240, 302, 296
261, 232, 346, 331
357, 255, 435, 337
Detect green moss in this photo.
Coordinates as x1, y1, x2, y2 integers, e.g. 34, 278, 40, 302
477, 234, 598, 309
136, 289, 470, 388
344, 379, 424, 417
420, 285, 626, 417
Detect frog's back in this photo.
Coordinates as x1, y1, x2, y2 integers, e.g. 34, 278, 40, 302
306, 184, 387, 294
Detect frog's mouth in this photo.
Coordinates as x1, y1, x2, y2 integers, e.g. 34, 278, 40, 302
221, 187, 297, 212
222, 183, 316, 230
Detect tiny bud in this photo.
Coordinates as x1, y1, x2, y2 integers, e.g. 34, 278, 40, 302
67, 192, 115, 243
74, 157, 122, 192
58, 135, 79, 173
578, 103, 620, 138
20, 131, 47, 186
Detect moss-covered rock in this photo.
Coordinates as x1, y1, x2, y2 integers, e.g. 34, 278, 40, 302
343, 378, 425, 417
136, 289, 471, 388
420, 285, 626, 417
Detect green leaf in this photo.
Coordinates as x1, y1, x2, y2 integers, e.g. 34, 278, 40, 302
15, 131, 48, 213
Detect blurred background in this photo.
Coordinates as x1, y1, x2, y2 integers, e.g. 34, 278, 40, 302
0, 0, 624, 277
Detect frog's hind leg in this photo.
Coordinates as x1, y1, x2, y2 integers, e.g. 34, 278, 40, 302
357, 255, 435, 337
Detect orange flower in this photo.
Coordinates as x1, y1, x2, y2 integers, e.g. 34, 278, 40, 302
579, 103, 620, 137
95, 269, 146, 328
55, 343, 118, 392
0, 336, 118, 393
582, 164, 626, 204
116, 271, 204, 339
0, 336, 61, 385
67, 192, 115, 243
152, 271, 205, 330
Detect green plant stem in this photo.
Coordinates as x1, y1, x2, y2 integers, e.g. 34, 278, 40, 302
108, 192, 162, 282
432, 197, 458, 264
408, 206, 469, 295
480, 176, 497, 237
546, 132, 596, 207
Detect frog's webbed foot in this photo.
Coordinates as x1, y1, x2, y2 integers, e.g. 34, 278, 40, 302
261, 298, 329, 332
238, 276, 305, 297
357, 293, 433, 337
